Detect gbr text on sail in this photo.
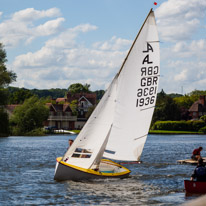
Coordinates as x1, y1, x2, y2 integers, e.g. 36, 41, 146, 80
136, 43, 159, 107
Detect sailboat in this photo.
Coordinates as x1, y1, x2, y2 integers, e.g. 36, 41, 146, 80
54, 8, 160, 181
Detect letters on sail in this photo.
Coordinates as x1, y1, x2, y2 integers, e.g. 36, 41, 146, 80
136, 42, 159, 108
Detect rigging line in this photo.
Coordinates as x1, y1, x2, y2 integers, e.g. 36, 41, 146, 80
134, 134, 147, 141
146, 41, 160, 43
140, 106, 155, 111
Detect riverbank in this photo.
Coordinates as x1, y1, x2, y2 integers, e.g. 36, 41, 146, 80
149, 130, 204, 135
54, 130, 204, 135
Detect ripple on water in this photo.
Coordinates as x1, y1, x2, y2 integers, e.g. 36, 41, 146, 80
1, 134, 206, 205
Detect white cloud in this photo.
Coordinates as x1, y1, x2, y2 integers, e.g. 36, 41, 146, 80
156, 0, 206, 41
12, 7, 61, 22
11, 21, 127, 90
7, 2, 206, 93
159, 59, 206, 94
155, 0, 206, 94
174, 69, 187, 81
171, 39, 206, 59
0, 8, 63, 47
13, 23, 99, 68
35, 18, 65, 36
93, 36, 132, 51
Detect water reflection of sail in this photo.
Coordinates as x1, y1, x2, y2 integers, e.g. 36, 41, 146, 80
54, 8, 160, 181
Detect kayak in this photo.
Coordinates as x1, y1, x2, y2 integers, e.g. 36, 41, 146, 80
184, 180, 206, 194
177, 157, 206, 165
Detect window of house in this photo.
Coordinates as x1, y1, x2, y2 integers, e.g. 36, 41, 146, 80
49, 111, 54, 115
65, 112, 70, 116
57, 112, 62, 116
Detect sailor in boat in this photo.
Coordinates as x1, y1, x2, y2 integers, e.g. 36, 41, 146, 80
190, 158, 206, 182
68, 139, 74, 147
64, 139, 74, 161
191, 146, 203, 160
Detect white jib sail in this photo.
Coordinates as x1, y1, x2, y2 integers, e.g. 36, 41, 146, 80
62, 76, 118, 169
104, 9, 160, 161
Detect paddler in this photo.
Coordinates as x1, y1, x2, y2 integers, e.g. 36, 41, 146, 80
191, 147, 203, 160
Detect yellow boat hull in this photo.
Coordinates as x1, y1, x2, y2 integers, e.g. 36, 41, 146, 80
54, 157, 131, 181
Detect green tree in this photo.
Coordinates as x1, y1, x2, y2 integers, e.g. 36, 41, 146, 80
68, 83, 91, 94
69, 100, 78, 116
11, 96, 49, 135
0, 44, 16, 88
94, 89, 105, 100
0, 88, 9, 105
173, 95, 194, 109
85, 105, 96, 119
152, 89, 181, 124
0, 43, 16, 137
200, 115, 206, 122
9, 88, 34, 104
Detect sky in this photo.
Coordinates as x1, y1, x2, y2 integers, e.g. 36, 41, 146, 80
0, 0, 206, 94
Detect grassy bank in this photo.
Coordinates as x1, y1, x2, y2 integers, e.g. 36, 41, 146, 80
74, 130, 204, 135
73, 130, 204, 135
149, 130, 204, 134
71, 130, 80, 134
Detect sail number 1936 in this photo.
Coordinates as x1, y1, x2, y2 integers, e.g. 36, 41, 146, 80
136, 96, 155, 107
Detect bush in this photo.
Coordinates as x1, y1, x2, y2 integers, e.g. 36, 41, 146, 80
10, 96, 49, 135
199, 126, 206, 134
152, 120, 206, 132
25, 128, 46, 136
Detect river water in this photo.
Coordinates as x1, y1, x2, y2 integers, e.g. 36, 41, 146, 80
0, 134, 206, 205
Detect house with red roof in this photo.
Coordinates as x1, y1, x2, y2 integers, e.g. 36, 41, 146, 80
188, 95, 206, 119
66, 92, 97, 129
44, 103, 77, 130
5, 91, 97, 130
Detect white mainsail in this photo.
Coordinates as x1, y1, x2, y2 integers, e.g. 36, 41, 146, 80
63, 9, 160, 168
104, 9, 160, 161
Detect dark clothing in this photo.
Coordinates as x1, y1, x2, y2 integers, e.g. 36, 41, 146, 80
191, 164, 206, 181
193, 148, 202, 156
191, 148, 202, 160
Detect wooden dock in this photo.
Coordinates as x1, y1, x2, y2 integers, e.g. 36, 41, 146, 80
177, 157, 206, 165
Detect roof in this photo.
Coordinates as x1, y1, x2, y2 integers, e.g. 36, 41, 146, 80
67, 92, 96, 105
78, 96, 92, 105
46, 103, 72, 112
5, 104, 20, 112
56, 98, 67, 103
189, 100, 206, 112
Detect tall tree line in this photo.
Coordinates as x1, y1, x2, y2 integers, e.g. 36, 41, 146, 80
0, 43, 16, 137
